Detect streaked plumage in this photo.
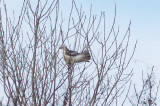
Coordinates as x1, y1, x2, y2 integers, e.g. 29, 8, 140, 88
59, 45, 91, 64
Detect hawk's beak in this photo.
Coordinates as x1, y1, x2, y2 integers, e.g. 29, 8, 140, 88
59, 46, 62, 49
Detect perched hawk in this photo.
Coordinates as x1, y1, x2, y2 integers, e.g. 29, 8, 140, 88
59, 45, 91, 64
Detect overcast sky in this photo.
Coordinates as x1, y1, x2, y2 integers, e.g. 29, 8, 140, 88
74, 0, 160, 68
85, 0, 160, 103
85, 0, 160, 102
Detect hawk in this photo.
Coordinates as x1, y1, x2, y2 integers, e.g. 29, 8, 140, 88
59, 45, 91, 64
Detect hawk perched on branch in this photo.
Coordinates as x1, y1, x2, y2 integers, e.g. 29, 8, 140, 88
59, 45, 91, 64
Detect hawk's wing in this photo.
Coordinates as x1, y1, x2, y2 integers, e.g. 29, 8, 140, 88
66, 50, 80, 56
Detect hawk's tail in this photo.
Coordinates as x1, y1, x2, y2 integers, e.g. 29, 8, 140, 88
81, 51, 91, 62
